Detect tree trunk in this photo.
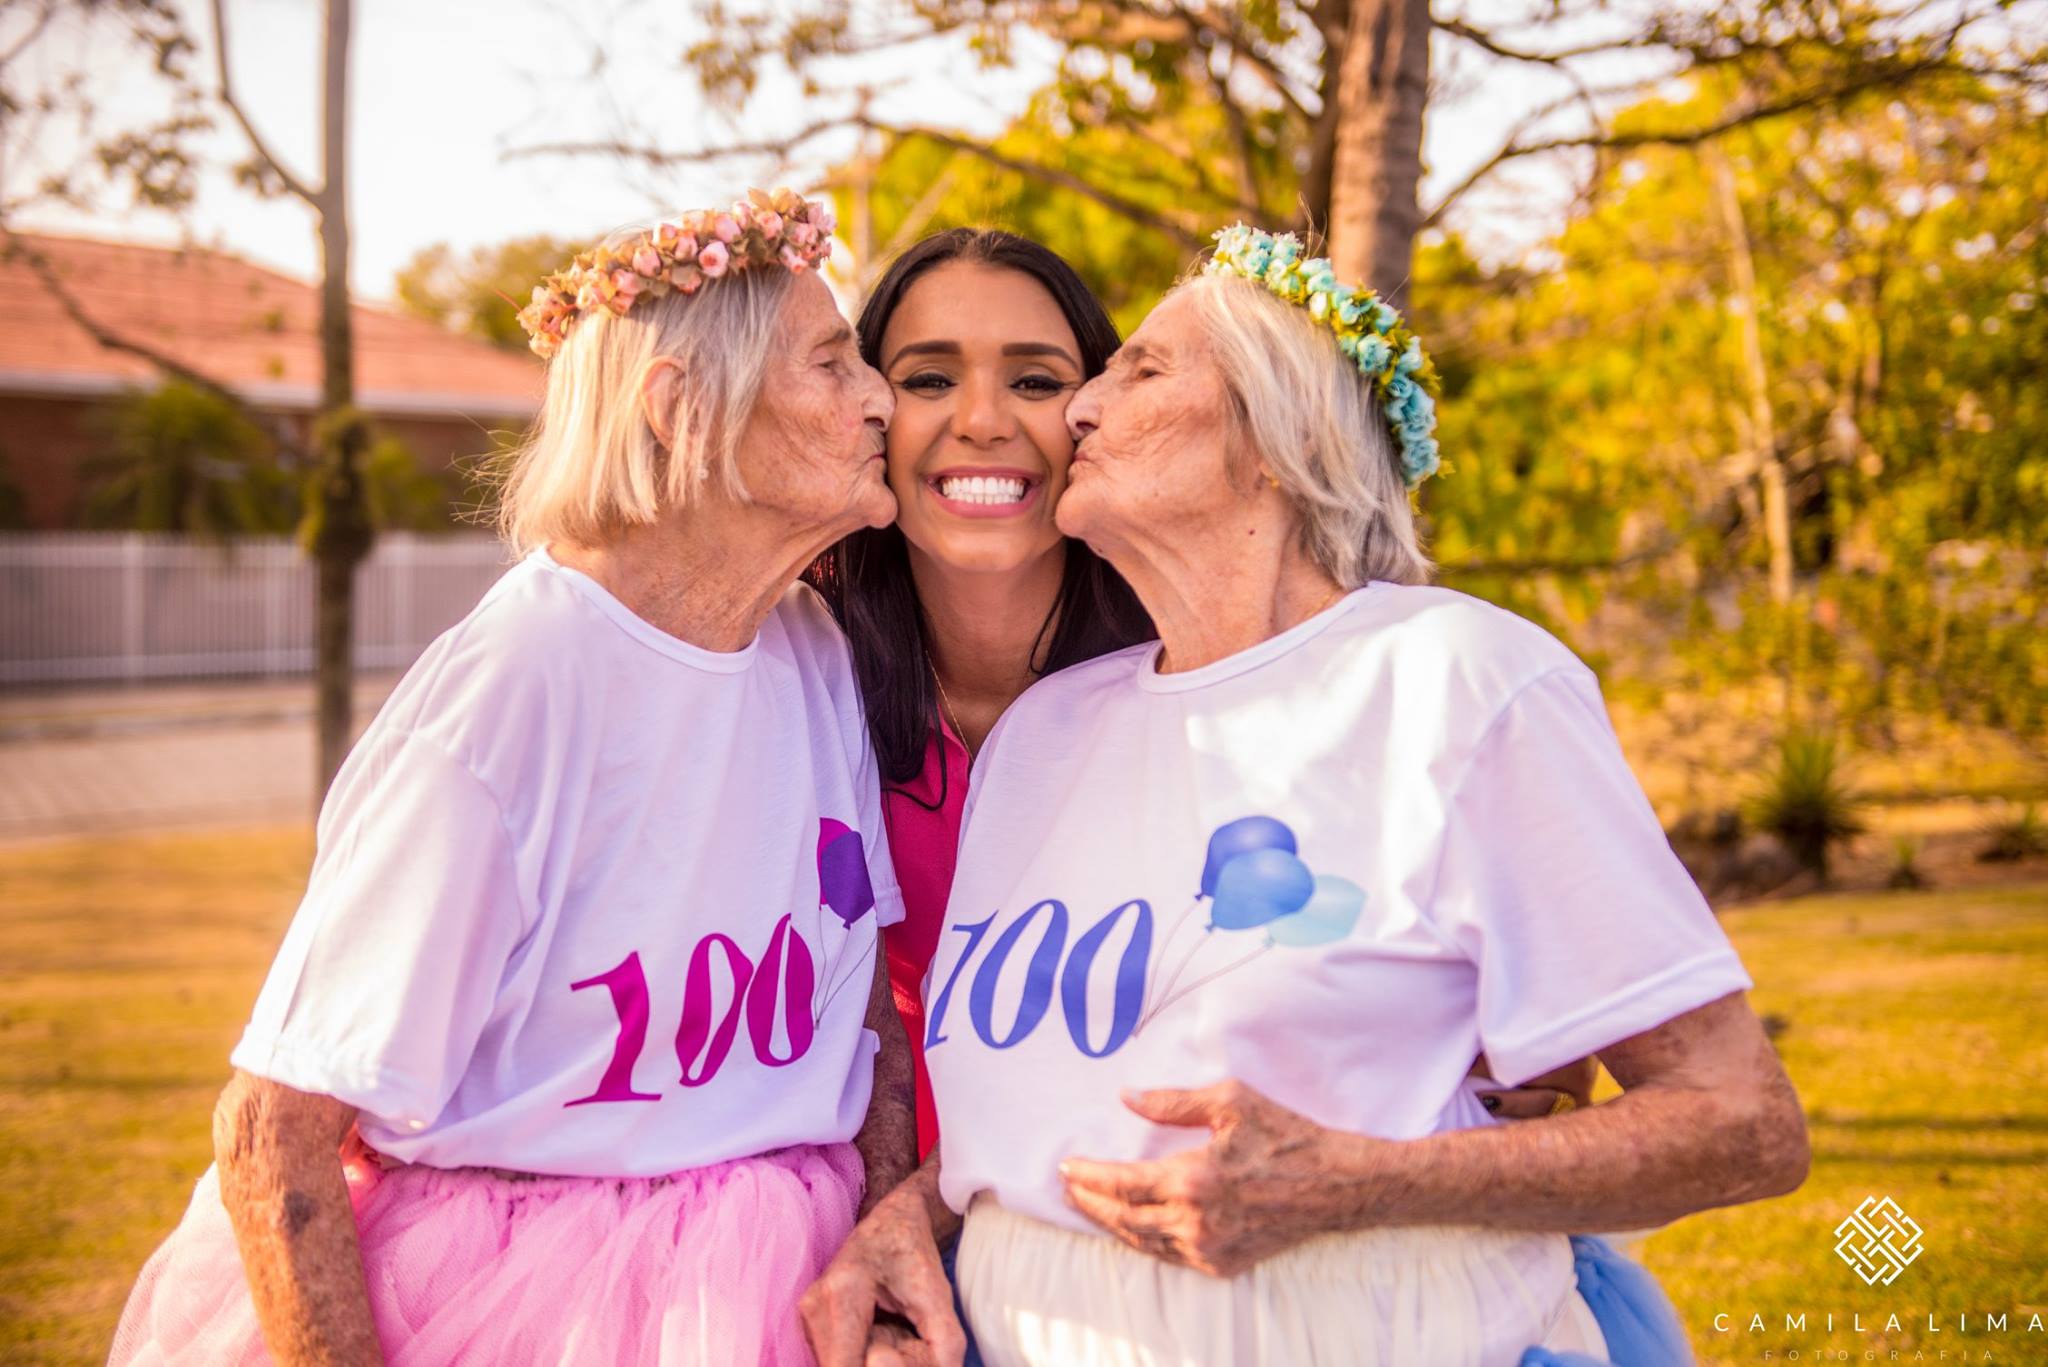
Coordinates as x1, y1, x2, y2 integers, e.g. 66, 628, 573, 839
1324, 0, 1430, 307
310, 0, 371, 799
1707, 147, 1792, 606
1297, 0, 1349, 235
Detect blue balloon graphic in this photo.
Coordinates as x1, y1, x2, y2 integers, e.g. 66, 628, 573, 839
1267, 875, 1367, 947
1199, 816, 1299, 898
1208, 849, 1315, 931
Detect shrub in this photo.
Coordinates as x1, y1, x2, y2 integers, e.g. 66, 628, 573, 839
1978, 803, 2048, 863
1747, 729, 1865, 881
1886, 835, 1928, 890
83, 381, 296, 535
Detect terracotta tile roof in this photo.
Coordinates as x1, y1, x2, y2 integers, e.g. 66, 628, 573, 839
1, 232, 540, 417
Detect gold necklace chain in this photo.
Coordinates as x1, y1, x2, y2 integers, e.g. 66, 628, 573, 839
932, 661, 969, 750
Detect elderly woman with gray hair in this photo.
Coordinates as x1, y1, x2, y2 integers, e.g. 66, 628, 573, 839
803, 228, 1808, 1367
110, 191, 916, 1366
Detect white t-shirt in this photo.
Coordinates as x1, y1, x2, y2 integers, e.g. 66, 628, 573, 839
232, 549, 903, 1177
926, 584, 1750, 1232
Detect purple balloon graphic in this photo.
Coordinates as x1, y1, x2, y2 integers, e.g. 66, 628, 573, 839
1199, 816, 1298, 898
817, 823, 876, 928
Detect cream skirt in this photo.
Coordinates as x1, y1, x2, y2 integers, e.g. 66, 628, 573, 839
954, 1196, 1609, 1367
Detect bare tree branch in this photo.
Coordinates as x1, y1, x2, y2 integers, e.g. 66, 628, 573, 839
1180, 2, 1317, 120
1436, 16, 1622, 210
1067, 0, 1316, 121
209, 0, 319, 206
1432, 16, 1654, 66
514, 117, 834, 168
832, 147, 967, 284
0, 0, 58, 73
1064, 76, 1260, 215
1422, 51, 1960, 229
837, 118, 1207, 246
1436, 0, 1986, 69
515, 112, 1208, 249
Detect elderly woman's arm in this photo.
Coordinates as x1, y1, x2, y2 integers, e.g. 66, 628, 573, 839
853, 952, 921, 1215
1060, 991, 1807, 1278
213, 1070, 382, 1365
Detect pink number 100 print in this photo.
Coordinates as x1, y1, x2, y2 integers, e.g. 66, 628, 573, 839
564, 913, 819, 1107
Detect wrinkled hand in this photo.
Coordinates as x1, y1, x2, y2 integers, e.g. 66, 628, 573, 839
1059, 1080, 1380, 1279
1473, 1084, 1578, 1119
799, 1179, 966, 1367
1470, 1052, 1596, 1119
861, 1319, 949, 1367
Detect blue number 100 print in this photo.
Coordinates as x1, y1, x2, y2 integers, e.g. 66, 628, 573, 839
925, 899, 1153, 1059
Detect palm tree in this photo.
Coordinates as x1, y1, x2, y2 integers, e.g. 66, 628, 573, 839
83, 381, 297, 536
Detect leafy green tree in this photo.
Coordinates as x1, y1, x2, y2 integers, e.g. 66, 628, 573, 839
844, 91, 1227, 334
357, 434, 456, 532
84, 382, 458, 537
841, 61, 2048, 746
1418, 78, 2048, 736
394, 235, 586, 352
528, 1, 2035, 306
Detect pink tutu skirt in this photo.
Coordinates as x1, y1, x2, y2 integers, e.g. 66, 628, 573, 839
109, 1142, 863, 1366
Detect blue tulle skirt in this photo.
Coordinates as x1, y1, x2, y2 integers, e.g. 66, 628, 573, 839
1519, 1235, 1692, 1366
942, 1237, 986, 1367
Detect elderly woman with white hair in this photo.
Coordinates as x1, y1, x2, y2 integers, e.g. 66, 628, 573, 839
803, 228, 1808, 1367
110, 190, 916, 1365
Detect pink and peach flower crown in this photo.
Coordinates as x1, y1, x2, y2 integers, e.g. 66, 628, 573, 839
516, 187, 837, 359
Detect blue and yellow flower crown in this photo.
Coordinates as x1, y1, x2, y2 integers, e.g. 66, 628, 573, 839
1202, 225, 1442, 486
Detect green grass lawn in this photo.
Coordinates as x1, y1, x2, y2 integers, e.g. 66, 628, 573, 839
1637, 882, 2048, 1362
0, 830, 311, 1365
1, 830, 2042, 1363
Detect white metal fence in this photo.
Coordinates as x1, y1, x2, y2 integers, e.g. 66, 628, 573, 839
0, 533, 513, 685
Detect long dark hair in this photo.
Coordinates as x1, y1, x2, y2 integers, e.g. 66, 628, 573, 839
805, 228, 1154, 798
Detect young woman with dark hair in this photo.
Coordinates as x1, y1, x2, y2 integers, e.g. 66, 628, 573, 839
801, 228, 1666, 1367
808, 229, 1579, 1163
805, 228, 1154, 1159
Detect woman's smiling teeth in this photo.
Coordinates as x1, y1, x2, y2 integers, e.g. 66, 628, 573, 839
937, 475, 1030, 505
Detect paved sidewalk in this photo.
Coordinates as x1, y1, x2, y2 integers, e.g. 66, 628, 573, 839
0, 677, 396, 844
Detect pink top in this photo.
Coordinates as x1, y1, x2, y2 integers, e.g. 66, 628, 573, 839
880, 716, 971, 1159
